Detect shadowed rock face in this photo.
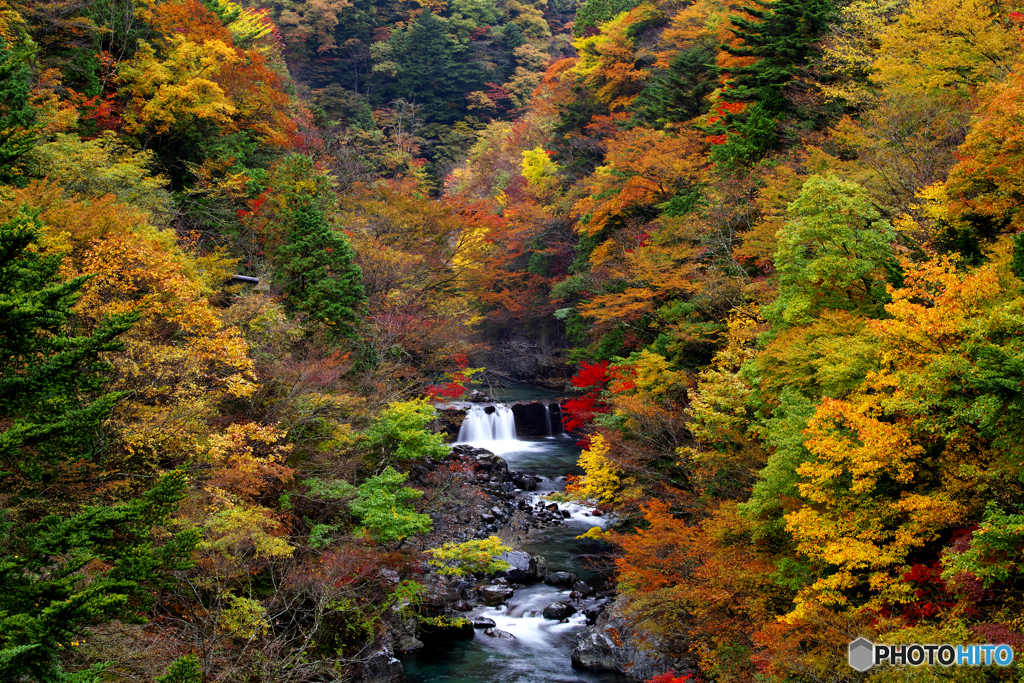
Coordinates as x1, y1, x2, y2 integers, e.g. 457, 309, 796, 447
571, 596, 697, 680
510, 402, 563, 436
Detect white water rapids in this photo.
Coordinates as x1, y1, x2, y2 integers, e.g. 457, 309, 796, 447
457, 404, 518, 442
401, 403, 623, 682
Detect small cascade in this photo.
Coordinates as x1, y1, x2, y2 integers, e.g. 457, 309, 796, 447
543, 404, 553, 437
555, 402, 568, 436
457, 404, 518, 443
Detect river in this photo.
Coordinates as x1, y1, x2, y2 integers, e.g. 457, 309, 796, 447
400, 384, 630, 683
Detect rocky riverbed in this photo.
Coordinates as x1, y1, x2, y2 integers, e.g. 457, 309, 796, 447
360, 437, 690, 683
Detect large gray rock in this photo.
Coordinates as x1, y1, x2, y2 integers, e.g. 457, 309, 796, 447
570, 596, 697, 680
362, 650, 404, 683
571, 632, 619, 671
393, 616, 424, 653
544, 571, 578, 587
472, 617, 497, 629
479, 584, 514, 606
542, 601, 577, 621
494, 551, 546, 583
484, 628, 516, 639
476, 454, 509, 478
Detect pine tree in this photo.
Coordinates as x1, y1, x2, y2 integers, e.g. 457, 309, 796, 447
710, 0, 832, 164
0, 206, 138, 482
721, 0, 833, 114
274, 202, 366, 340
0, 470, 199, 682
156, 655, 203, 683
631, 42, 718, 126
391, 9, 482, 124
0, 37, 39, 183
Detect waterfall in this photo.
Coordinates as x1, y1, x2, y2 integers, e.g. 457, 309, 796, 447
554, 403, 568, 436
543, 404, 553, 437
457, 404, 518, 443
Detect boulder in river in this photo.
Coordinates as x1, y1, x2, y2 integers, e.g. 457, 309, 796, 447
570, 596, 697, 679
542, 601, 577, 621
480, 585, 514, 606
570, 633, 619, 671
572, 581, 593, 596
544, 571, 578, 587
484, 628, 516, 639
476, 454, 510, 479
472, 617, 497, 629
584, 602, 607, 624
494, 551, 546, 583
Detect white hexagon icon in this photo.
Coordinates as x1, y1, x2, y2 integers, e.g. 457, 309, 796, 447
848, 637, 874, 672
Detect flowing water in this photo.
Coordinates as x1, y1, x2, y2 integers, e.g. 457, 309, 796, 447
457, 404, 518, 442
402, 384, 629, 683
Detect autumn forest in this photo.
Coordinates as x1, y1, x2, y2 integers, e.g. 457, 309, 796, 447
2, 0, 1024, 678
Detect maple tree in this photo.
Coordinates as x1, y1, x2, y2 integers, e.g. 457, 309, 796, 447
6, 0, 1024, 675
765, 174, 896, 326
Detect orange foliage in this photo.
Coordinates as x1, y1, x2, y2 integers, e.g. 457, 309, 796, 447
573, 127, 707, 236
4, 182, 255, 467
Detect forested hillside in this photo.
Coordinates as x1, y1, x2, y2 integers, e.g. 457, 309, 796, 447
2, 0, 1024, 679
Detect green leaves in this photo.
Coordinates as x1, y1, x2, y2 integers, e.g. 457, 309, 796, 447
0, 205, 137, 481
156, 655, 203, 683
347, 466, 432, 544
0, 36, 38, 183
765, 174, 896, 327
943, 503, 1024, 588
270, 157, 366, 341
361, 399, 449, 466
0, 471, 198, 682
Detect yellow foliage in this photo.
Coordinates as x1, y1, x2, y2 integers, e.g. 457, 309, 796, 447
424, 536, 512, 576
220, 593, 271, 639
610, 349, 685, 398
567, 433, 639, 504
200, 505, 295, 561
3, 183, 256, 465
819, 0, 905, 103
204, 423, 295, 503
120, 37, 241, 136
570, 5, 659, 110
28, 131, 172, 219
573, 127, 705, 237
871, 0, 1020, 96
786, 399, 965, 615
890, 181, 959, 246
521, 146, 559, 191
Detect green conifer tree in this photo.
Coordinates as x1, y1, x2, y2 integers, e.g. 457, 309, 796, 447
274, 202, 366, 340
631, 42, 718, 126
0, 206, 138, 482
721, 0, 833, 113
156, 655, 203, 683
0, 37, 39, 183
710, 0, 832, 163
0, 470, 199, 682
390, 9, 482, 124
